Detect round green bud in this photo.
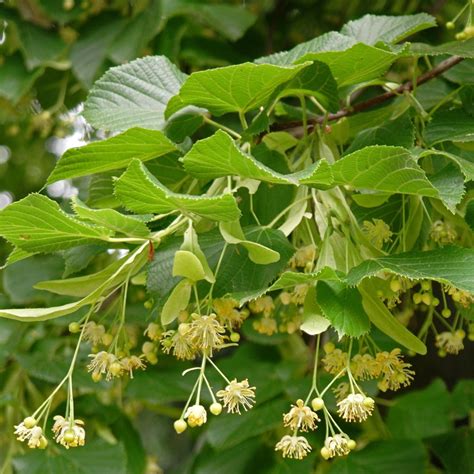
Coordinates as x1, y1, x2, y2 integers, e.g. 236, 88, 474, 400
441, 308, 451, 318
24, 417, 37, 429
69, 322, 81, 333
421, 281, 431, 291
210, 402, 223, 416
468, 333, 474, 342
413, 293, 422, 304
446, 21, 455, 30
421, 293, 432, 305
348, 439, 357, 450
174, 419, 188, 434
390, 279, 401, 292
438, 349, 447, 358
145, 352, 158, 365
455, 329, 466, 339
311, 397, 325, 411
144, 300, 153, 309
142, 341, 155, 354
230, 332, 240, 343
363, 397, 374, 408
456, 31, 467, 40
63, 429, 76, 443
323, 342, 335, 354
39, 436, 48, 449
320, 447, 331, 460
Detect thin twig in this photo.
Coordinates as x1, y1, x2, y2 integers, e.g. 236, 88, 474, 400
270, 55, 464, 132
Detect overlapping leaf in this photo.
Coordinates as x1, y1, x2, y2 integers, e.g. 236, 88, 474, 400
47, 128, 176, 183
83, 55, 187, 131
0, 194, 111, 253
115, 159, 241, 221
183, 130, 332, 186
166, 62, 308, 117
347, 246, 474, 293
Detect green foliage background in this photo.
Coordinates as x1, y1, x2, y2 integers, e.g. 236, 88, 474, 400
0, 1, 473, 473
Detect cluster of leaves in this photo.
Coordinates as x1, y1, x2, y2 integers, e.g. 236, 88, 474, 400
1, 4, 474, 474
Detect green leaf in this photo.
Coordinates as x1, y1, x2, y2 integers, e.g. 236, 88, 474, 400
219, 220, 280, 264
296, 44, 400, 87
424, 108, 474, 146
429, 164, 465, 212
341, 13, 436, 45
180, 224, 215, 283
167, 62, 308, 116
3, 255, 64, 305
421, 149, 474, 182
47, 128, 177, 183
87, 172, 121, 209
428, 428, 474, 474
347, 246, 474, 293
409, 38, 474, 58
344, 114, 415, 154
71, 16, 126, 87
16, 21, 67, 69
72, 198, 150, 237
268, 267, 341, 291
0, 244, 147, 321
332, 146, 445, 202
83, 55, 187, 131
161, 279, 192, 325
147, 227, 293, 306
255, 31, 356, 66
358, 280, 427, 354
316, 281, 370, 337
327, 439, 427, 474
172, 250, 206, 281
207, 398, 288, 450
0, 54, 43, 103
387, 379, 452, 439
278, 61, 339, 112
115, 160, 241, 222
301, 286, 331, 335
12, 440, 127, 474
183, 130, 332, 186
0, 194, 111, 253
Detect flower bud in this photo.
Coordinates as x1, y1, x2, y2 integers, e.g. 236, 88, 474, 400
446, 21, 455, 30
348, 439, 357, 450
230, 332, 240, 343
455, 329, 466, 339
92, 372, 102, 382
210, 402, 223, 415
69, 322, 81, 333
24, 417, 37, 429
38, 436, 48, 449
441, 308, 451, 318
174, 419, 187, 434
320, 446, 331, 460
390, 279, 401, 292
62, 429, 76, 443
311, 397, 325, 411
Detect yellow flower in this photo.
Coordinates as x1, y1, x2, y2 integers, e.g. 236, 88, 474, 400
184, 404, 207, 427
189, 314, 225, 356
374, 348, 414, 391
322, 348, 348, 375
350, 354, 378, 380
446, 286, 473, 308
14, 420, 47, 449
82, 321, 106, 345
87, 351, 121, 381
248, 296, 274, 317
161, 326, 197, 361
363, 219, 392, 248
213, 298, 247, 328
253, 317, 278, 336
275, 435, 312, 460
322, 433, 351, 458
333, 382, 350, 402
430, 220, 457, 244
52, 416, 85, 449
283, 399, 320, 431
144, 323, 162, 341
337, 394, 374, 422
435, 331, 465, 355
289, 245, 316, 269
120, 355, 147, 378
216, 379, 256, 414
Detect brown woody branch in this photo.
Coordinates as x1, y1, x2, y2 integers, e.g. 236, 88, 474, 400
271, 55, 464, 132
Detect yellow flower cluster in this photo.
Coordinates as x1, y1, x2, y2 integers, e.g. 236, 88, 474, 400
323, 344, 414, 393
289, 244, 316, 270
213, 298, 249, 329
430, 220, 457, 244
87, 351, 146, 381
363, 219, 392, 249
436, 330, 465, 356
